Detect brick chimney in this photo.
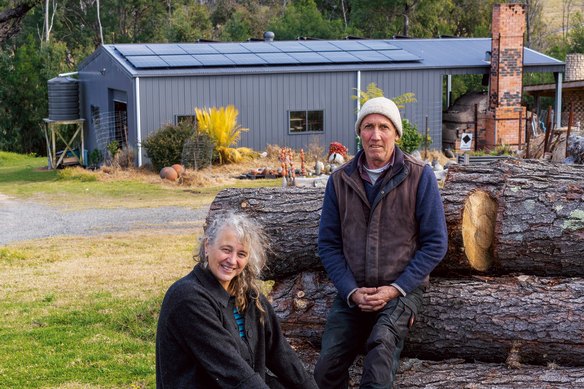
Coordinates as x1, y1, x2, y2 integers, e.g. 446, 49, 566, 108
485, 3, 527, 150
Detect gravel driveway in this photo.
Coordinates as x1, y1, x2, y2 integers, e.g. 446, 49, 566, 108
0, 193, 208, 245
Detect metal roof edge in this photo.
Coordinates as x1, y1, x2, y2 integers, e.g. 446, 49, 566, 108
524, 47, 565, 65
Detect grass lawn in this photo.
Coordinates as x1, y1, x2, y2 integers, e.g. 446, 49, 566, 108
0, 151, 282, 388
0, 231, 197, 388
0, 151, 281, 209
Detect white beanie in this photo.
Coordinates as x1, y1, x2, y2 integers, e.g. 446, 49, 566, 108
355, 96, 403, 137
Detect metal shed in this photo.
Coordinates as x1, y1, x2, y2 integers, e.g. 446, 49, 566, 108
77, 37, 563, 166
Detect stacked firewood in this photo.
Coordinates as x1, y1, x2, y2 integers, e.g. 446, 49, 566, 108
207, 159, 584, 387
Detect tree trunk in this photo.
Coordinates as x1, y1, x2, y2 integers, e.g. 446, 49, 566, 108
208, 160, 584, 279
292, 345, 584, 389
441, 159, 584, 276
294, 345, 584, 389
208, 187, 324, 280
271, 272, 584, 367
0, 1, 41, 44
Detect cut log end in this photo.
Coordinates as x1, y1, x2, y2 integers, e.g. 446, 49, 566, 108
462, 190, 497, 271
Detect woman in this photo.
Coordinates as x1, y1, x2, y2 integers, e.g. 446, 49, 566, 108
156, 211, 316, 388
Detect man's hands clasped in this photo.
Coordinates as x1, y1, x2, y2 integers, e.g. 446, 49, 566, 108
350, 285, 401, 312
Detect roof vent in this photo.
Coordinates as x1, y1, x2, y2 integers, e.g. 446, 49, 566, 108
264, 31, 275, 42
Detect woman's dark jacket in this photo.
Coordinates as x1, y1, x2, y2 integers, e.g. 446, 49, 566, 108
156, 263, 316, 388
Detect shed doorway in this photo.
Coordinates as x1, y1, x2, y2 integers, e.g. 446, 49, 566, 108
113, 100, 128, 148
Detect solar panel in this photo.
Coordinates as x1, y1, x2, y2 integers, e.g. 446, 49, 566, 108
178, 43, 219, 55
116, 45, 155, 56
269, 41, 309, 52
257, 52, 298, 64
380, 50, 421, 61
240, 42, 281, 53
224, 53, 266, 65
320, 51, 361, 63
347, 50, 391, 62
329, 40, 369, 51
160, 55, 202, 67
212, 43, 251, 54
194, 54, 235, 66
125, 55, 169, 68
288, 52, 331, 64
147, 44, 186, 55
115, 40, 422, 69
297, 41, 340, 52
360, 40, 400, 51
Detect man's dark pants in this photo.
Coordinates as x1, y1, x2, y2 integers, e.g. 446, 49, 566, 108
314, 287, 424, 389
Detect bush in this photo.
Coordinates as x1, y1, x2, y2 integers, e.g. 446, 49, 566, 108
194, 105, 248, 164
143, 122, 194, 171
397, 119, 431, 154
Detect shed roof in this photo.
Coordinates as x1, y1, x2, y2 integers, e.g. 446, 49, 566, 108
83, 38, 564, 78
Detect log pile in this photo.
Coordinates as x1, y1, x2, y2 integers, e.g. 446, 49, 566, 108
207, 159, 584, 387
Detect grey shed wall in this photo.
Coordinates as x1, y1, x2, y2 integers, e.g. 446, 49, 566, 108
79, 47, 447, 165
79, 50, 135, 153
138, 68, 444, 156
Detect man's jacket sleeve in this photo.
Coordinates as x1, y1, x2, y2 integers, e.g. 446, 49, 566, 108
318, 177, 359, 301
393, 165, 448, 294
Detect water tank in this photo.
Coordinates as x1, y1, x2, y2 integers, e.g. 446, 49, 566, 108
48, 76, 79, 120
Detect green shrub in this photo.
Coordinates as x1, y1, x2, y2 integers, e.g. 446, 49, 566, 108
143, 122, 194, 171
397, 119, 432, 154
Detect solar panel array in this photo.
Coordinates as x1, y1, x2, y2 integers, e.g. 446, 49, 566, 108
114, 40, 422, 70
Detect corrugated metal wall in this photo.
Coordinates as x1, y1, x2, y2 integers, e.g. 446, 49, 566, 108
138, 69, 444, 155
362, 69, 444, 149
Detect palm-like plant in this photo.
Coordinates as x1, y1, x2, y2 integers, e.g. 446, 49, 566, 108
194, 105, 250, 164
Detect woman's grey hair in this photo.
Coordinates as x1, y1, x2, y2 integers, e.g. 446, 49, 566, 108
197, 211, 269, 313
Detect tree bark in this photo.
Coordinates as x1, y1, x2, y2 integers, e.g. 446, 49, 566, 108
0, 1, 41, 44
271, 272, 584, 367
441, 159, 584, 276
293, 346, 584, 389
208, 187, 324, 280
208, 160, 584, 279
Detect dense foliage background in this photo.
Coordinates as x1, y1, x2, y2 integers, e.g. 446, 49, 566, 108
1, 0, 583, 155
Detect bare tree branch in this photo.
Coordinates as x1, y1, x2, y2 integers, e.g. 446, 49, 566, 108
0, 1, 42, 44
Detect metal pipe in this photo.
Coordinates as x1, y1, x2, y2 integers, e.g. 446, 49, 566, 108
58, 71, 79, 77
135, 77, 143, 167
554, 72, 563, 130
356, 70, 361, 112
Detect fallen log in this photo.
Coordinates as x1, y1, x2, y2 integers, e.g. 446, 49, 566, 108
208, 160, 584, 279
291, 345, 584, 389
441, 159, 584, 276
271, 272, 584, 366
207, 187, 324, 279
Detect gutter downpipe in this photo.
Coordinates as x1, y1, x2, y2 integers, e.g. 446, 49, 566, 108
555, 72, 563, 130
135, 77, 143, 167
357, 70, 362, 112
356, 70, 362, 151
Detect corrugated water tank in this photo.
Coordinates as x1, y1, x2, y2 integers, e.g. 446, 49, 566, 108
48, 76, 79, 120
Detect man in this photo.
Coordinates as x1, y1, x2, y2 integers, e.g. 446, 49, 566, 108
315, 96, 448, 388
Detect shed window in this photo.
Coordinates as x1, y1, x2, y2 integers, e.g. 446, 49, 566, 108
176, 115, 196, 125
289, 110, 324, 133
